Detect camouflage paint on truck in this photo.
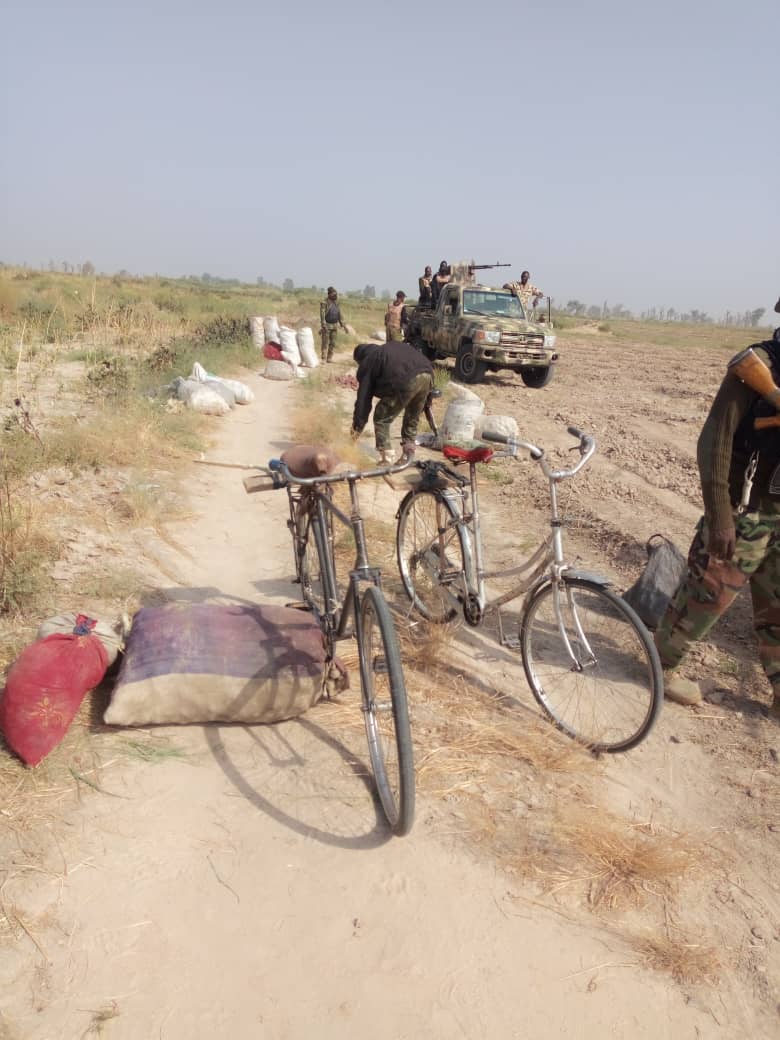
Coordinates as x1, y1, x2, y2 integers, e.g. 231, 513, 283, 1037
406, 282, 559, 386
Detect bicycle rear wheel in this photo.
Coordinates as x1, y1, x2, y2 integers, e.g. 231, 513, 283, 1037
297, 503, 329, 617
521, 577, 663, 752
396, 489, 466, 622
359, 585, 415, 835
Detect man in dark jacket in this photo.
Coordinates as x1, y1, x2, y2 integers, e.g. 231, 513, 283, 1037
350, 342, 434, 463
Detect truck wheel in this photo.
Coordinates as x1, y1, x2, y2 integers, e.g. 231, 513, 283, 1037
520, 366, 553, 388
454, 342, 487, 384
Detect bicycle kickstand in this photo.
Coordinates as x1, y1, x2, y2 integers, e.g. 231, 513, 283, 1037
496, 608, 521, 651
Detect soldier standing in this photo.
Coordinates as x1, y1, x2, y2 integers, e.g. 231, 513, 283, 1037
430, 261, 451, 308
504, 271, 544, 315
384, 291, 408, 342
655, 332, 780, 717
350, 342, 434, 464
418, 266, 433, 307
319, 287, 347, 362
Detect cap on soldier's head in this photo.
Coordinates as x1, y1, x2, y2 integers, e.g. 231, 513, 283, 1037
327, 286, 336, 294
396, 291, 406, 299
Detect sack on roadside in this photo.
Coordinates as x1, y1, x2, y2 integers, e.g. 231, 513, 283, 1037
296, 327, 319, 368
0, 617, 110, 766
175, 377, 232, 415
190, 362, 255, 405
263, 358, 295, 381
623, 534, 687, 630
37, 612, 128, 666
103, 604, 331, 726
250, 316, 266, 350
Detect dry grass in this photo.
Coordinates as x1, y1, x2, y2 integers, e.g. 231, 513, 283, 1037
632, 933, 721, 985
535, 808, 702, 910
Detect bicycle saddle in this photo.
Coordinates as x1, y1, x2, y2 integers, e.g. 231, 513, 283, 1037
442, 440, 494, 464
280, 444, 341, 478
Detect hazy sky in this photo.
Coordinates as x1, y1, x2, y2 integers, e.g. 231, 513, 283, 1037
1, 0, 777, 317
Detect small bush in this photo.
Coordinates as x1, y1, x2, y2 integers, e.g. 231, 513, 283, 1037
598, 322, 612, 333
192, 315, 250, 346
86, 356, 134, 398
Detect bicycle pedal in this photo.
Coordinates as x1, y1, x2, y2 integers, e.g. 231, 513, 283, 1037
501, 634, 522, 651
372, 655, 389, 674
285, 600, 311, 611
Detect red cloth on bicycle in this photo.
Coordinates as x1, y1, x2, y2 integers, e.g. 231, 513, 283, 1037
442, 440, 494, 464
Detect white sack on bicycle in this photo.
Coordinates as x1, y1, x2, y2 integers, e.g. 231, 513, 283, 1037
439, 396, 484, 443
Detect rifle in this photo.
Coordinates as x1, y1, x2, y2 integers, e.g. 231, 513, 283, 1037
467, 261, 511, 277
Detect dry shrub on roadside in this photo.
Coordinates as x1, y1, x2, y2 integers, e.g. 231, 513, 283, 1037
537, 808, 702, 910
632, 933, 721, 985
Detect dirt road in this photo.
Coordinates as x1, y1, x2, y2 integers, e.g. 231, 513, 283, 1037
2, 333, 778, 1039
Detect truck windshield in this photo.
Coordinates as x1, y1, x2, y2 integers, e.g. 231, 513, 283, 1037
462, 290, 526, 320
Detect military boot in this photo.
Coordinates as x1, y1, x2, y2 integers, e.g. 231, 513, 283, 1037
663, 673, 703, 706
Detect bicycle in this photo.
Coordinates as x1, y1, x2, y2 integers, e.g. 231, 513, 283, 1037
395, 425, 664, 752
257, 448, 417, 835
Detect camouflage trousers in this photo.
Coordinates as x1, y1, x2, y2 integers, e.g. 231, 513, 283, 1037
386, 327, 404, 342
655, 510, 780, 692
373, 372, 433, 450
321, 323, 338, 360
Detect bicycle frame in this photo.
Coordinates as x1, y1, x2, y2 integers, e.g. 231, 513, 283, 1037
411, 427, 598, 651
277, 454, 415, 650
288, 483, 383, 648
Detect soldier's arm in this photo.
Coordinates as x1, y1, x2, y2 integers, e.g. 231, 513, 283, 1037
697, 373, 755, 531
352, 370, 375, 431
319, 301, 326, 327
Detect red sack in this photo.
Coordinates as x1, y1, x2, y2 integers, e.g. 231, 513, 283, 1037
263, 342, 283, 360
0, 616, 109, 766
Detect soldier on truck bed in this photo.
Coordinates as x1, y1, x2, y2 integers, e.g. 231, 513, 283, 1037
418, 266, 433, 307
503, 271, 544, 314
430, 261, 451, 307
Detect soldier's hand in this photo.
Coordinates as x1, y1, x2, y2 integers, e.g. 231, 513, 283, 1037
349, 426, 361, 441
708, 526, 736, 561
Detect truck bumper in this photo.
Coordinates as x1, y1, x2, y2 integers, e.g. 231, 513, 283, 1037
475, 348, 558, 369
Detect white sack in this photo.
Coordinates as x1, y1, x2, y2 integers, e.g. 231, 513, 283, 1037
440, 396, 485, 443
263, 359, 295, 381
175, 377, 231, 415
264, 315, 280, 344
279, 326, 301, 365
474, 414, 519, 441
297, 327, 319, 368
250, 316, 265, 349
190, 362, 254, 404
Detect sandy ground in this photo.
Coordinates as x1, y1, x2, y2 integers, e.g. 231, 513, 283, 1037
2, 335, 779, 1039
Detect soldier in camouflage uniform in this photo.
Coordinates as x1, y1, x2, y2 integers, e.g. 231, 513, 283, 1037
503, 271, 543, 316
350, 342, 433, 464
655, 333, 780, 716
319, 287, 347, 362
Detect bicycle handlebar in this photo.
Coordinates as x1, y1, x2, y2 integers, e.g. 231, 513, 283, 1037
268, 452, 415, 488
482, 425, 596, 481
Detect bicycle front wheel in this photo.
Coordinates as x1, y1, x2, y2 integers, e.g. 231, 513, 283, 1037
396, 489, 466, 622
521, 577, 663, 752
359, 585, 415, 835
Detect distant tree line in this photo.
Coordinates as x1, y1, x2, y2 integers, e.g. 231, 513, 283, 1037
556, 298, 769, 328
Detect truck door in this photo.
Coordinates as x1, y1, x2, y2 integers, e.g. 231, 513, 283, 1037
436, 286, 460, 353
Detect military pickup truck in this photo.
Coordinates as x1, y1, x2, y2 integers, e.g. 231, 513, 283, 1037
406, 281, 559, 386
